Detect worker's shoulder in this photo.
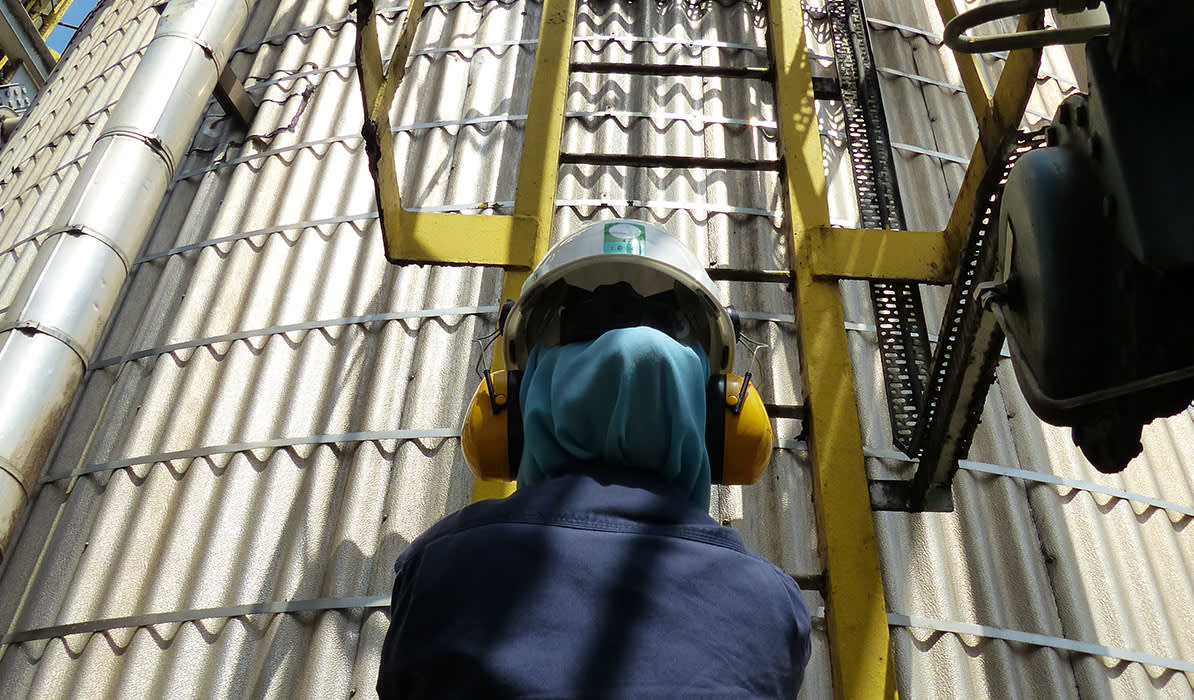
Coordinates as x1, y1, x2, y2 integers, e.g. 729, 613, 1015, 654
407, 472, 797, 573
406, 470, 724, 545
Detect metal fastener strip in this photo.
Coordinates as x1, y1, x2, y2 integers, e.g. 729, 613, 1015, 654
875, 67, 1051, 122
735, 310, 796, 324
556, 199, 781, 219
844, 321, 1012, 358
888, 612, 1194, 675
864, 17, 1079, 90
231, 0, 524, 54
571, 34, 767, 53
88, 305, 500, 371
44, 226, 133, 275
0, 321, 90, 367
135, 213, 379, 264
891, 141, 971, 166
1, 595, 392, 645
49, 428, 463, 483
98, 130, 176, 176
859, 447, 1194, 518
246, 43, 537, 91
566, 110, 777, 130
177, 106, 797, 181
176, 113, 528, 180
154, 31, 219, 66
958, 459, 1194, 519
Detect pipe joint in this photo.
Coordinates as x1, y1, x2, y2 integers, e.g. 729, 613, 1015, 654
45, 225, 133, 275
48, 135, 173, 259
1, 232, 129, 365
0, 320, 91, 368
0, 0, 259, 558
0, 462, 29, 561
154, 0, 250, 69
0, 456, 32, 500
0, 330, 85, 499
97, 129, 176, 176
154, 31, 218, 67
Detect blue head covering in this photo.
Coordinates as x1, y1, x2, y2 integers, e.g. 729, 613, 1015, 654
517, 326, 712, 510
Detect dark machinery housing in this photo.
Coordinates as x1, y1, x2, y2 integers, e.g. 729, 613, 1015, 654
954, 0, 1194, 472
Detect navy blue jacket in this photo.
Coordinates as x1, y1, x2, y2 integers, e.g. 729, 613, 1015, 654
377, 468, 812, 699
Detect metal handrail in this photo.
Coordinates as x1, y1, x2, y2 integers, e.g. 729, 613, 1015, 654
944, 0, 1108, 53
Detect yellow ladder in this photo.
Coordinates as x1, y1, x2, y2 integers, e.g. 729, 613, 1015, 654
354, 1, 896, 696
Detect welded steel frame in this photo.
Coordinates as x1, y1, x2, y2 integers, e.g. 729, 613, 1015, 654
354, 0, 571, 269
22, 0, 71, 39
0, 0, 56, 87
355, 0, 1044, 695
355, 0, 573, 501
811, 1, 1044, 284
769, 2, 895, 697
775, 0, 1046, 695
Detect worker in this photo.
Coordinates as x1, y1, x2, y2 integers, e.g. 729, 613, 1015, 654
377, 220, 812, 698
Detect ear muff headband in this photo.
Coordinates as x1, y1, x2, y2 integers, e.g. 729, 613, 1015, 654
706, 375, 727, 484
506, 370, 522, 480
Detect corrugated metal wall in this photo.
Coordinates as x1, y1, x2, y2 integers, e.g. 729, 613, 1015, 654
0, 0, 1190, 697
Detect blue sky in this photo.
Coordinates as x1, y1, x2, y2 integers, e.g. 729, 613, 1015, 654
47, 1, 100, 54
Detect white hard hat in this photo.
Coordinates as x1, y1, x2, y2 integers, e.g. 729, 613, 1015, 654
501, 219, 737, 374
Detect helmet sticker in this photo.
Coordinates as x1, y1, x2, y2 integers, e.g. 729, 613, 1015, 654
603, 221, 646, 255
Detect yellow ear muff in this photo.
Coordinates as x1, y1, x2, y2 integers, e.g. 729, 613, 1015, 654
718, 373, 774, 485
461, 370, 516, 481
466, 370, 771, 485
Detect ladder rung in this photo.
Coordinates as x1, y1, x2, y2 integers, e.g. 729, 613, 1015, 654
764, 403, 807, 420
567, 65, 840, 101
811, 76, 842, 100
559, 153, 780, 171
706, 268, 792, 284
569, 61, 772, 81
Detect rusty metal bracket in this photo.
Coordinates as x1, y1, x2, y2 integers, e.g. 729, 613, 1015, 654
215, 64, 259, 129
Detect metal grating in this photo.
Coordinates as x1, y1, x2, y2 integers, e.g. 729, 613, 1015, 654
911, 130, 1049, 503
828, 0, 930, 456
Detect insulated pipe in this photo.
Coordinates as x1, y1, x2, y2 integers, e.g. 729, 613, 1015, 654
0, 0, 254, 560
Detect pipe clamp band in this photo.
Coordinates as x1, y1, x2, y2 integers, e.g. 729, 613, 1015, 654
0, 456, 31, 499
46, 226, 132, 275
154, 31, 221, 68
0, 321, 91, 367
96, 130, 176, 176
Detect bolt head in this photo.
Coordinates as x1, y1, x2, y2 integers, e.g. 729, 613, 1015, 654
1102, 195, 1116, 219
1075, 103, 1089, 129
1057, 103, 1072, 126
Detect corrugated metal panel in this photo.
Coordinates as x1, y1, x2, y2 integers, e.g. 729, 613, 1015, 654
0, 0, 1190, 697
0, 0, 517, 694
0, 0, 827, 696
